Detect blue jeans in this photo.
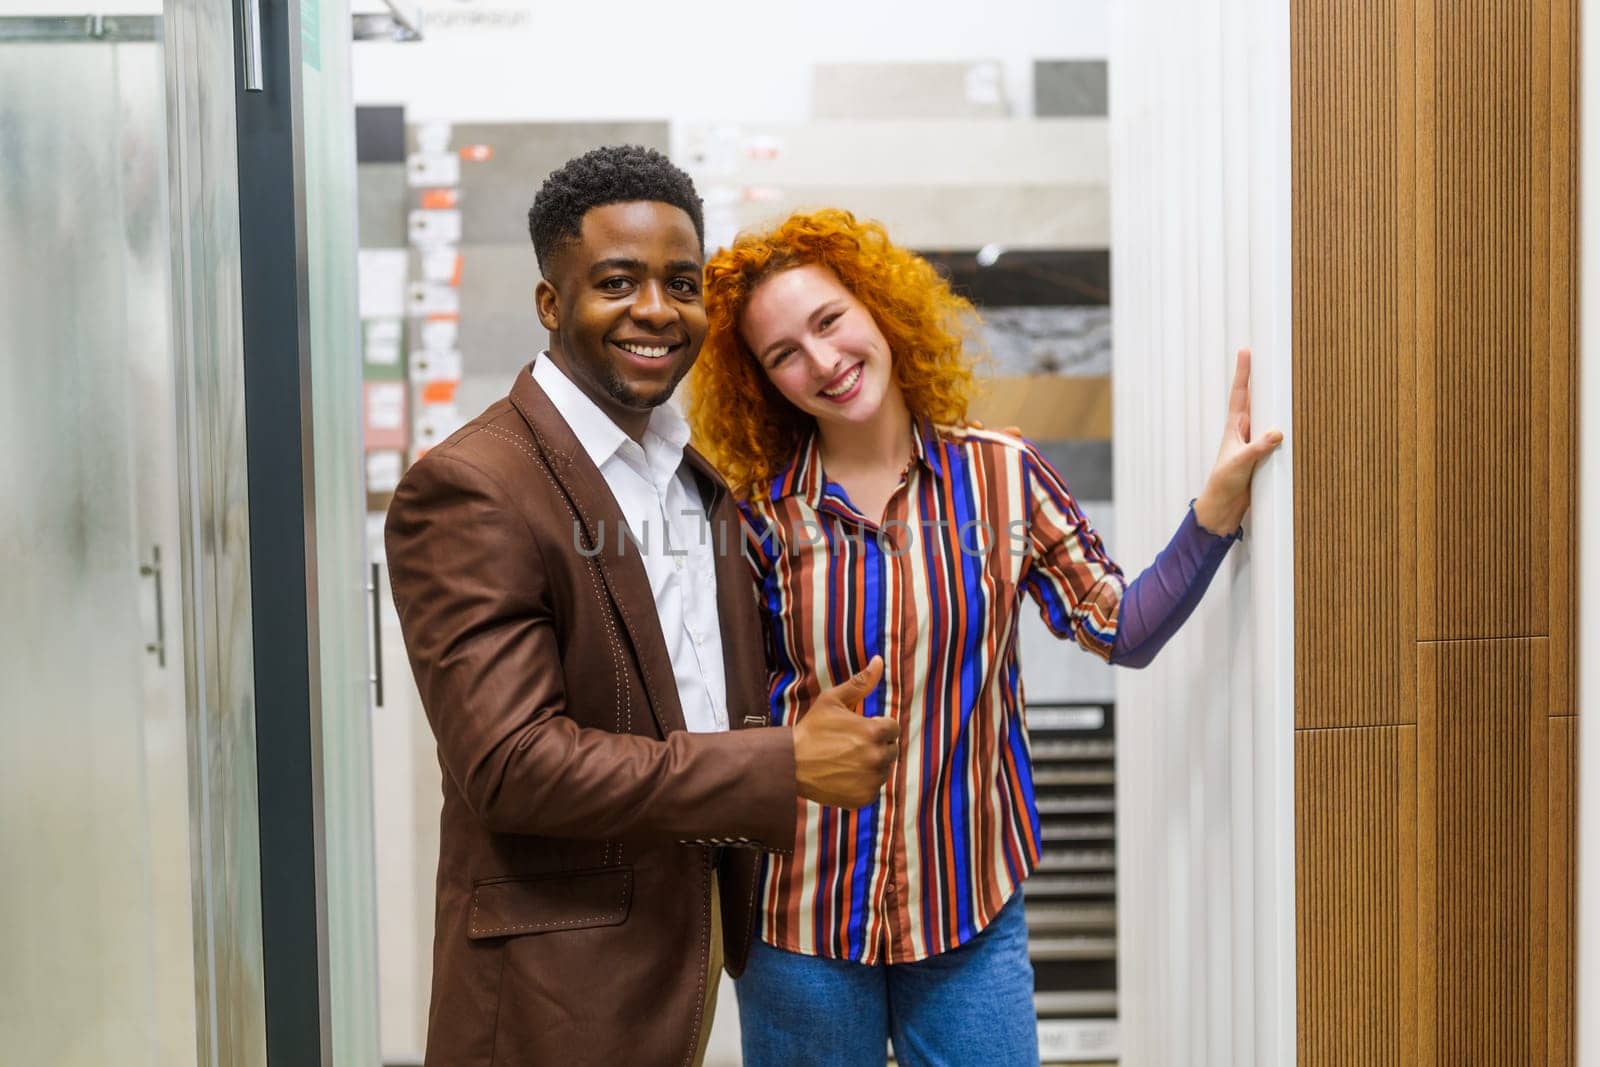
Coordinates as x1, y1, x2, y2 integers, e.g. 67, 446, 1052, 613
735, 891, 1039, 1066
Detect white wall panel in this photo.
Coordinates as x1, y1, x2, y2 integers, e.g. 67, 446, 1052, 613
352, 1, 1109, 122
1109, 0, 1295, 1062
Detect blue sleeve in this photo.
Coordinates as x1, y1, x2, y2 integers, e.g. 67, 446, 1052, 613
1107, 505, 1238, 669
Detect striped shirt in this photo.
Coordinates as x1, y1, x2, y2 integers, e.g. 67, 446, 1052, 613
742, 420, 1125, 964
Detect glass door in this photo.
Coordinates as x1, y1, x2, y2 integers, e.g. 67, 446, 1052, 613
1, 2, 379, 1062
0, 18, 201, 1066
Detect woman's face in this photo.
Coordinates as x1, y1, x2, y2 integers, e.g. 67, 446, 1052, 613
740, 263, 898, 430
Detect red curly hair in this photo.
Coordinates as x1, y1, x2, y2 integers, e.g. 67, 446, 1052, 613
686, 208, 981, 500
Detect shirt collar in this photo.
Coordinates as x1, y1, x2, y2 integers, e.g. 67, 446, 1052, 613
531, 351, 690, 475
770, 433, 825, 505
770, 418, 944, 505
910, 417, 945, 478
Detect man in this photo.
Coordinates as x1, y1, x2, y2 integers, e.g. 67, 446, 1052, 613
386, 144, 899, 1066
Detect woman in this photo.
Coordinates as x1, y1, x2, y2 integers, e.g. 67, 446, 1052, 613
687, 209, 1281, 1066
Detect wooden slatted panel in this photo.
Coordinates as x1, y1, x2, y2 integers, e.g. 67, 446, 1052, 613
1292, 0, 1577, 1058
1291, 0, 1417, 729
1416, 0, 1552, 641
1295, 726, 1417, 1064
1547, 716, 1577, 1064
1418, 639, 1549, 1064
1549, 0, 1579, 716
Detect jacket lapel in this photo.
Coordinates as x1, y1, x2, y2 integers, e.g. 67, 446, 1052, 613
507, 367, 689, 737
683, 446, 770, 732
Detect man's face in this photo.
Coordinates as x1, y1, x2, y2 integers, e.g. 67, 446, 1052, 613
536, 201, 707, 432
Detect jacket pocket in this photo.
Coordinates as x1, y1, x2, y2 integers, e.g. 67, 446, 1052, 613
466, 866, 632, 940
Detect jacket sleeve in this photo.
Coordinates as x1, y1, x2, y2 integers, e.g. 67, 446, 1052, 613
385, 447, 797, 851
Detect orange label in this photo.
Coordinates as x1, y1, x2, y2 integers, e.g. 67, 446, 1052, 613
421, 380, 459, 405
459, 144, 493, 162
421, 188, 458, 209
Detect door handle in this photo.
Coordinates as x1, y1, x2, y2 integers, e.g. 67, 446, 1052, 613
368, 561, 384, 708
140, 545, 166, 668
240, 0, 264, 92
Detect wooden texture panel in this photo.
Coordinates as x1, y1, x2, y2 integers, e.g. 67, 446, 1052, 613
1296, 726, 1418, 1065
1416, 0, 1552, 641
1418, 639, 1549, 1064
1291, 0, 1417, 729
1547, 716, 1577, 1064
1293, 0, 1578, 1058
1548, 0, 1579, 715
968, 375, 1110, 441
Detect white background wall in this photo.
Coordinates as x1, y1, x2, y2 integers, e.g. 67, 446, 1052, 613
1109, 0, 1295, 1064
0, 0, 164, 13
352, 0, 1108, 122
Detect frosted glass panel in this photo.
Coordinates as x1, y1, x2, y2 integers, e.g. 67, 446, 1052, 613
302, 2, 383, 1060
0, 38, 198, 1067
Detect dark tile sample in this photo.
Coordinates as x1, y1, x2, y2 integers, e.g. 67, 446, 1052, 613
455, 244, 543, 380
357, 105, 406, 163
1034, 60, 1109, 117
1032, 439, 1113, 501
918, 249, 1110, 307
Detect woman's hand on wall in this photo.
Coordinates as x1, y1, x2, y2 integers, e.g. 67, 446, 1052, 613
1192, 348, 1284, 535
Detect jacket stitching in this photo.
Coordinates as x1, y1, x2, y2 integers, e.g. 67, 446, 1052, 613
680, 852, 712, 1067
468, 877, 631, 937
747, 856, 762, 948
470, 913, 624, 937
483, 425, 629, 736
486, 931, 508, 1066
482, 424, 631, 868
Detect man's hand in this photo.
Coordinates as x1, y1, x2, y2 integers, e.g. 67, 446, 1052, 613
1193, 348, 1285, 535
793, 656, 899, 809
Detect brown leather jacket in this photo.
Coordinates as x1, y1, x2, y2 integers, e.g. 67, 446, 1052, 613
385, 367, 797, 1066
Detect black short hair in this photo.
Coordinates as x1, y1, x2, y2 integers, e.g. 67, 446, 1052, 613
527, 145, 705, 275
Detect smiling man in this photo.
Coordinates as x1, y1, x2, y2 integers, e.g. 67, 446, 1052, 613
384, 146, 901, 1066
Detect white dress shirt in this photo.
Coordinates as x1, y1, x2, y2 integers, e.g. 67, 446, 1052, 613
532, 353, 729, 733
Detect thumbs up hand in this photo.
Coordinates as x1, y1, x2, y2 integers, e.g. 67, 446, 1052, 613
792, 657, 899, 809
